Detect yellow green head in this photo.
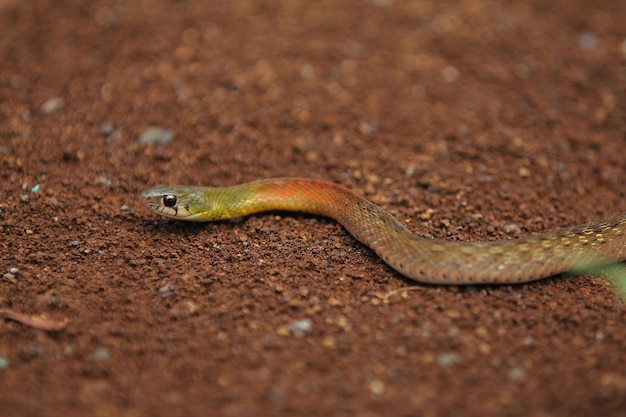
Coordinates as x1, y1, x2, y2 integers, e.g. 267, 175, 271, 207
141, 185, 219, 221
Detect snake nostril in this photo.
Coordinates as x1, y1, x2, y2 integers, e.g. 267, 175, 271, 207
163, 195, 177, 208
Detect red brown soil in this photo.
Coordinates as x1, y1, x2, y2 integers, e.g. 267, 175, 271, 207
1, 1, 625, 416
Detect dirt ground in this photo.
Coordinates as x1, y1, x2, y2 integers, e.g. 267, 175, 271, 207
1, 0, 625, 416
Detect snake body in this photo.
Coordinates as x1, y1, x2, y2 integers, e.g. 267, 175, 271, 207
141, 178, 626, 285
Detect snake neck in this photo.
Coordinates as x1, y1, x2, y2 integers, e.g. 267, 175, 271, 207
213, 178, 358, 220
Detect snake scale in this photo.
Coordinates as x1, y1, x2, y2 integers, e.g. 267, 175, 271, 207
141, 178, 626, 285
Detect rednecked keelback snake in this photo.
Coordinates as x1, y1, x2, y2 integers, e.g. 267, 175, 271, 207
141, 178, 625, 285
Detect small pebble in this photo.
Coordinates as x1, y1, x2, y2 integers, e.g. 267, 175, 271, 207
441, 66, 460, 82
28, 346, 43, 357
3, 273, 15, 280
358, 121, 378, 136
368, 379, 385, 396
46, 293, 59, 307
31, 184, 40, 193
368, 0, 393, 6
157, 283, 174, 299
289, 319, 313, 336
88, 348, 111, 362
137, 126, 175, 145
578, 31, 598, 50
0, 356, 9, 370
299, 64, 315, 80
436, 352, 462, 367
447, 328, 460, 338
9, 267, 19, 274
100, 121, 116, 137
503, 223, 522, 236
508, 366, 525, 381
489, 358, 502, 368
518, 166, 531, 178
40, 97, 64, 114
95, 176, 112, 188
269, 390, 284, 404
20, 194, 29, 202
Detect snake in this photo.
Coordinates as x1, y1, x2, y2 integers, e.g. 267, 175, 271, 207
140, 178, 626, 285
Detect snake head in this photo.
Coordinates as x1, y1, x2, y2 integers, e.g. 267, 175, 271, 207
140, 185, 213, 221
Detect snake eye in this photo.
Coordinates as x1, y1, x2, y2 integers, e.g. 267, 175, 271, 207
163, 195, 177, 208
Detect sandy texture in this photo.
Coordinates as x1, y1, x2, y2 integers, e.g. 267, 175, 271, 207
1, 1, 625, 416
